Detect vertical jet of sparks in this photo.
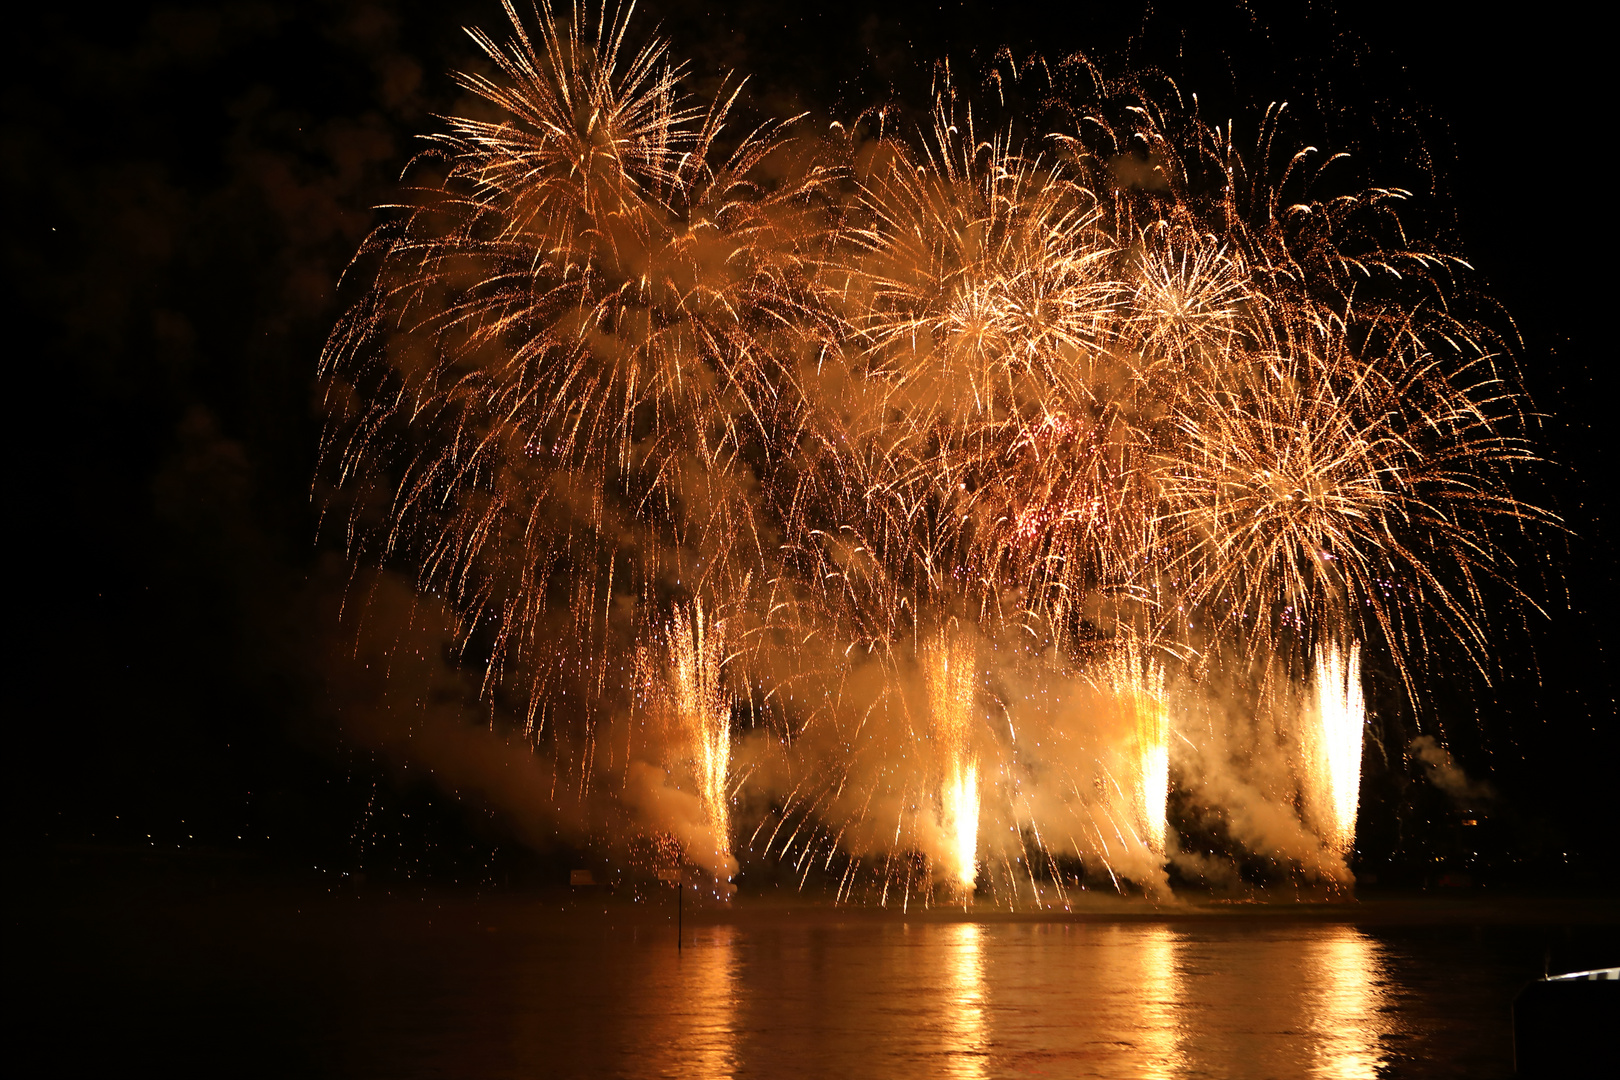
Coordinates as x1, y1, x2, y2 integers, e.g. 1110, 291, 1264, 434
669, 601, 733, 869
1107, 646, 1171, 857
1308, 642, 1366, 857
927, 629, 980, 892
944, 764, 980, 894
1138, 691, 1171, 859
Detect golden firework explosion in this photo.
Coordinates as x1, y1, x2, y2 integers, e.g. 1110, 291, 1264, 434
321, 2, 1548, 903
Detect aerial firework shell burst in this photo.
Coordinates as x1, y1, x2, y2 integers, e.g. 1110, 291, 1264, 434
320, 2, 1547, 902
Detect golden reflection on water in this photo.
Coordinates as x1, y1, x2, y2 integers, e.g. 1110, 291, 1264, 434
688, 926, 740, 1079
941, 922, 989, 1079
1132, 923, 1184, 1079
1305, 926, 1393, 1080
511, 918, 1402, 1078
644, 924, 739, 1079
1170, 924, 1396, 1079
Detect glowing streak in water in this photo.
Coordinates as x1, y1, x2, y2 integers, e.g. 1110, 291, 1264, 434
1308, 643, 1365, 857
667, 926, 740, 1078
1134, 924, 1183, 1079
1306, 927, 1390, 1079
941, 922, 988, 1079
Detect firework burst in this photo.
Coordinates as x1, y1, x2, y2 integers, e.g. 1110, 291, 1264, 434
322, 3, 1548, 901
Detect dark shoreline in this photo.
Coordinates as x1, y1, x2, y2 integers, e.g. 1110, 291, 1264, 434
19, 866, 1618, 927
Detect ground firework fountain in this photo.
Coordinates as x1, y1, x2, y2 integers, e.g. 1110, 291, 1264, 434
669, 603, 733, 862
1105, 645, 1171, 859
319, 1, 1546, 903
927, 628, 980, 893
638, 602, 735, 876
1303, 643, 1367, 859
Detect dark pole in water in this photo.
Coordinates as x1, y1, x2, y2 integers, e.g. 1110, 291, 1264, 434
677, 877, 682, 951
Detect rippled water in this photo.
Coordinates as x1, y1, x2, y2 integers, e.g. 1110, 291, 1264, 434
23, 892, 1616, 1078
558, 921, 1400, 1080
374, 920, 1474, 1079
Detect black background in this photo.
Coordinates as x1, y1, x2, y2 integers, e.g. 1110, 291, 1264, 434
7, 0, 1611, 890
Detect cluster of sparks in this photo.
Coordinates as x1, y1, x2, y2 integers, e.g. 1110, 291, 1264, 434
321, 2, 1543, 902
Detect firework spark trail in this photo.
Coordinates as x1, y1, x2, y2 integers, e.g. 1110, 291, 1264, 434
320, 3, 1548, 899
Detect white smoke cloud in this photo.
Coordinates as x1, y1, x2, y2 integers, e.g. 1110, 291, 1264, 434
623, 760, 740, 885
1409, 735, 1494, 806
1168, 671, 1354, 887
322, 569, 1374, 901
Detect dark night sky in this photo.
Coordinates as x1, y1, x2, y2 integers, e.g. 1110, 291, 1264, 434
8, 1, 1612, 887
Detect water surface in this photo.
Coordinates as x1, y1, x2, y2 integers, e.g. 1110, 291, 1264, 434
22, 890, 1615, 1078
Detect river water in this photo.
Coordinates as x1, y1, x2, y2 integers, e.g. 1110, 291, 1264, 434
20, 889, 1616, 1078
